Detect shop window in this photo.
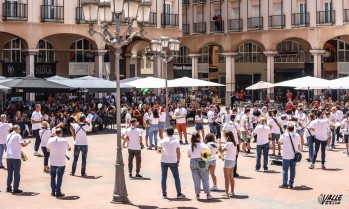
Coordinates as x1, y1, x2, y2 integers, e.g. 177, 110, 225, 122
173, 46, 190, 64
237, 42, 262, 63
275, 40, 305, 63
36, 39, 55, 63
3, 38, 25, 63
69, 39, 94, 62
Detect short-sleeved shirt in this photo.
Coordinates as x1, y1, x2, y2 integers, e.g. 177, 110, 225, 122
149, 115, 160, 125
174, 108, 187, 124
267, 117, 282, 134
310, 119, 329, 141
73, 123, 89, 145
124, 126, 142, 150
207, 142, 218, 161
125, 113, 132, 126
342, 119, 349, 135
195, 115, 203, 123
187, 142, 209, 159
224, 142, 237, 160
6, 133, 25, 159
0, 122, 10, 144
159, 136, 180, 163
222, 122, 240, 142
279, 132, 301, 160
31, 111, 43, 130
240, 114, 249, 131
46, 137, 69, 166
207, 110, 215, 123
39, 129, 52, 147
253, 124, 271, 145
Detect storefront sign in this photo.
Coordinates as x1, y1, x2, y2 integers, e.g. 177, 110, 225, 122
35, 63, 56, 78
3, 63, 26, 77
173, 64, 192, 71
173, 64, 192, 78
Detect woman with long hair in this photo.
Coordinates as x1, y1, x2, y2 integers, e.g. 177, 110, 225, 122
219, 131, 237, 198
205, 133, 218, 191
149, 108, 160, 150
195, 109, 205, 137
215, 104, 223, 139
187, 133, 213, 200
39, 121, 52, 173
158, 106, 166, 139
143, 107, 152, 148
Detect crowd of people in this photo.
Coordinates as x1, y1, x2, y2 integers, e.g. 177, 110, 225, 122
0, 89, 348, 200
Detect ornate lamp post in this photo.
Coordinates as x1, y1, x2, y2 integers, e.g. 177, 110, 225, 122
148, 36, 180, 126
82, 0, 151, 203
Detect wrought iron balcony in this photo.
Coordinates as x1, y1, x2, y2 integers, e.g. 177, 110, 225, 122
2, 2, 27, 21
247, 17, 263, 30
210, 20, 224, 33
40, 5, 64, 23
228, 19, 242, 32
269, 15, 285, 28
317, 10, 335, 25
161, 13, 179, 27
193, 22, 206, 34
291, 12, 309, 27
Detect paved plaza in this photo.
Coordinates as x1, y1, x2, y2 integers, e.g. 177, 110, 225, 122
0, 125, 348, 209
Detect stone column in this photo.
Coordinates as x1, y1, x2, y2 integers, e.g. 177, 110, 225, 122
125, 53, 132, 78
263, 51, 278, 99
93, 50, 107, 78
189, 54, 200, 90
23, 49, 39, 102
222, 52, 238, 107
310, 49, 325, 96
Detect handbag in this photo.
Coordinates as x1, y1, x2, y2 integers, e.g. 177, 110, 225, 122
289, 133, 302, 162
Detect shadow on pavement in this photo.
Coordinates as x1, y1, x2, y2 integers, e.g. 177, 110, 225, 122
12, 192, 39, 196
290, 185, 313, 191
263, 170, 281, 174
130, 177, 151, 180
57, 196, 80, 200
231, 194, 249, 199
80, 175, 103, 179
197, 199, 222, 203
167, 197, 192, 202
323, 168, 343, 171
235, 176, 254, 179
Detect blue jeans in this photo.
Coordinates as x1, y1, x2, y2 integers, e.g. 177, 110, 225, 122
149, 124, 159, 147
282, 159, 296, 186
161, 162, 181, 196
306, 136, 315, 159
312, 139, 327, 165
71, 145, 88, 175
33, 129, 41, 152
7, 159, 21, 190
208, 123, 217, 135
0, 144, 6, 166
50, 166, 65, 193
190, 158, 210, 195
256, 142, 269, 170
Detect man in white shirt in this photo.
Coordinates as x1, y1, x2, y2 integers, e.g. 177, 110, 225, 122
331, 107, 344, 147
47, 128, 71, 197
31, 104, 43, 156
279, 123, 300, 189
308, 111, 330, 170
6, 125, 31, 193
207, 105, 217, 135
295, 108, 306, 151
240, 109, 251, 156
123, 107, 133, 148
341, 112, 349, 155
267, 109, 282, 156
0, 114, 10, 169
158, 126, 185, 199
123, 118, 143, 178
70, 115, 92, 176
174, 102, 187, 144
254, 117, 271, 172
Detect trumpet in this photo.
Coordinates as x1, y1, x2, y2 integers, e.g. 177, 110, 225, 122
218, 153, 225, 161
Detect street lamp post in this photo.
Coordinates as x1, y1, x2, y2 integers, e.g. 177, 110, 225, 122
148, 36, 180, 126
82, 0, 151, 203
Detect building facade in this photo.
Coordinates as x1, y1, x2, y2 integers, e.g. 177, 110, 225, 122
180, 0, 349, 105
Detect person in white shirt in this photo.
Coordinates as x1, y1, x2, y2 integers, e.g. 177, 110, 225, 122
123, 118, 143, 178
304, 113, 316, 162
158, 126, 185, 199
187, 133, 213, 200
204, 133, 219, 191
174, 102, 188, 144
158, 106, 166, 140
219, 131, 237, 198
267, 109, 282, 156
223, 107, 232, 124
31, 104, 43, 156
70, 115, 92, 176
195, 109, 205, 137
143, 107, 152, 147
341, 112, 349, 155
331, 107, 344, 148
0, 114, 10, 169
39, 121, 53, 173
148, 108, 160, 150
6, 125, 31, 193
215, 105, 224, 139
295, 108, 306, 151
240, 109, 251, 156
123, 107, 133, 148
308, 111, 329, 170
254, 117, 271, 172
279, 123, 301, 189
47, 128, 71, 197
207, 105, 217, 135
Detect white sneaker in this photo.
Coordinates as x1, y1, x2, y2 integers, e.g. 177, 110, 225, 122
210, 185, 218, 191
34, 151, 41, 156
221, 193, 229, 198
207, 194, 213, 200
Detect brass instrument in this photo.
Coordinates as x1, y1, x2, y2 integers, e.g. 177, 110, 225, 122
21, 151, 28, 161
69, 112, 82, 140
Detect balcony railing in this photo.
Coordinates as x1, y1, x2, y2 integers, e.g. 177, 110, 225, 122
227, 19, 242, 31
344, 9, 349, 22
2, 2, 27, 21
145, 12, 157, 26
317, 10, 335, 25
40, 5, 64, 23
291, 12, 309, 27
193, 0, 206, 4
193, 22, 206, 34
161, 13, 179, 27
269, 15, 285, 28
183, 24, 189, 35
75, 7, 85, 24
247, 17, 263, 30
210, 20, 224, 33
183, 0, 190, 6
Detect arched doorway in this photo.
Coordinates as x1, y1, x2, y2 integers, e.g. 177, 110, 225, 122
69, 38, 95, 78
2, 38, 26, 77
35, 39, 56, 78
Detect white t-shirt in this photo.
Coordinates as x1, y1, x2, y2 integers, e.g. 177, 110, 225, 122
187, 142, 209, 159
281, 113, 288, 126
224, 113, 232, 124
195, 115, 203, 123
6, 133, 25, 159
267, 117, 282, 134
39, 129, 52, 147
207, 142, 218, 161
0, 122, 10, 144
279, 132, 301, 160
216, 111, 224, 123
174, 108, 187, 124
222, 122, 240, 142
31, 111, 43, 130
253, 124, 271, 145
149, 115, 160, 125
159, 112, 166, 122
342, 118, 349, 135
240, 114, 249, 131
304, 119, 315, 137
295, 112, 306, 130
73, 123, 89, 145
207, 110, 215, 123
124, 126, 142, 150
159, 136, 180, 163
46, 137, 69, 167
224, 142, 237, 160
125, 113, 132, 126
143, 113, 151, 125
310, 119, 329, 141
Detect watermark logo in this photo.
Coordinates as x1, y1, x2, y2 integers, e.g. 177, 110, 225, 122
318, 194, 343, 205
